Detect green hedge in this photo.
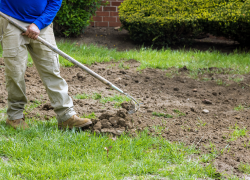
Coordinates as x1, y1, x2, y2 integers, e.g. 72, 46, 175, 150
207, 0, 250, 45
54, 0, 106, 37
119, 0, 250, 45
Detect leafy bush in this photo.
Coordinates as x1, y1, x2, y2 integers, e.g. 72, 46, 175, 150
119, 0, 204, 46
119, 0, 250, 46
207, 0, 250, 45
54, 0, 105, 37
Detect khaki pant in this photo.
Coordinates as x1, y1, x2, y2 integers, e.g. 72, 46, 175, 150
0, 16, 76, 123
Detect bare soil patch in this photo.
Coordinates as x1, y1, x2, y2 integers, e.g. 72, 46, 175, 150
0, 57, 250, 178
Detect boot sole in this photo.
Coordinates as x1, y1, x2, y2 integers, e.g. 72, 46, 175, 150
79, 121, 92, 128
58, 121, 92, 130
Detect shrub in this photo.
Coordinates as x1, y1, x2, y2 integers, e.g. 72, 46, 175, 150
119, 0, 250, 46
207, 0, 250, 45
119, 0, 204, 46
54, 0, 106, 37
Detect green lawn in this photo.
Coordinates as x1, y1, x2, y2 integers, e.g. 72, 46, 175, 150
57, 42, 250, 75
0, 117, 219, 180
0, 42, 247, 179
1, 41, 250, 74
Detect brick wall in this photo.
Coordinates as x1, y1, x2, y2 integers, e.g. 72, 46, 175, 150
91, 0, 124, 27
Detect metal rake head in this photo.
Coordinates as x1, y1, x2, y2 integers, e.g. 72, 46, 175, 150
124, 93, 141, 114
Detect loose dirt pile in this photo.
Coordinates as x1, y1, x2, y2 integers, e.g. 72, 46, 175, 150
0, 58, 250, 178
91, 108, 133, 135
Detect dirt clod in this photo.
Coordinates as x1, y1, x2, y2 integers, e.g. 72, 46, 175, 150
76, 73, 86, 81
101, 119, 112, 128
202, 99, 212, 104
109, 117, 119, 126
99, 112, 114, 120
93, 121, 102, 131
90, 107, 133, 135
118, 118, 126, 126
179, 66, 188, 72
121, 102, 130, 111
212, 92, 217, 96
116, 110, 127, 118
42, 103, 54, 111
174, 88, 179, 91
26, 73, 31, 77
107, 70, 112, 75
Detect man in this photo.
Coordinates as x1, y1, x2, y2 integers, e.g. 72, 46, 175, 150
0, 0, 92, 129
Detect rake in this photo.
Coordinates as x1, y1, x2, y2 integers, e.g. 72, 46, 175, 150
0, 11, 140, 114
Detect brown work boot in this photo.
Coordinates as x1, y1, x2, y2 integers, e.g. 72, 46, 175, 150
6, 118, 29, 130
58, 115, 92, 129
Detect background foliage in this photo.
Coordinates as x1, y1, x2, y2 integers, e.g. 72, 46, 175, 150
54, 0, 105, 37
119, 0, 250, 46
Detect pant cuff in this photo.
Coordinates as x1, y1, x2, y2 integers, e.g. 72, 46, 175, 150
57, 108, 76, 123
8, 114, 24, 120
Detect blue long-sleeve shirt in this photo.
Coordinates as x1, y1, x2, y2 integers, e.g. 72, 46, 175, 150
0, 0, 62, 30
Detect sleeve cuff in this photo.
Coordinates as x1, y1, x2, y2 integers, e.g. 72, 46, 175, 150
33, 19, 44, 30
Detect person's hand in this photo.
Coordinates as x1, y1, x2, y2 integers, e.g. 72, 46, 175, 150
22, 23, 40, 40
